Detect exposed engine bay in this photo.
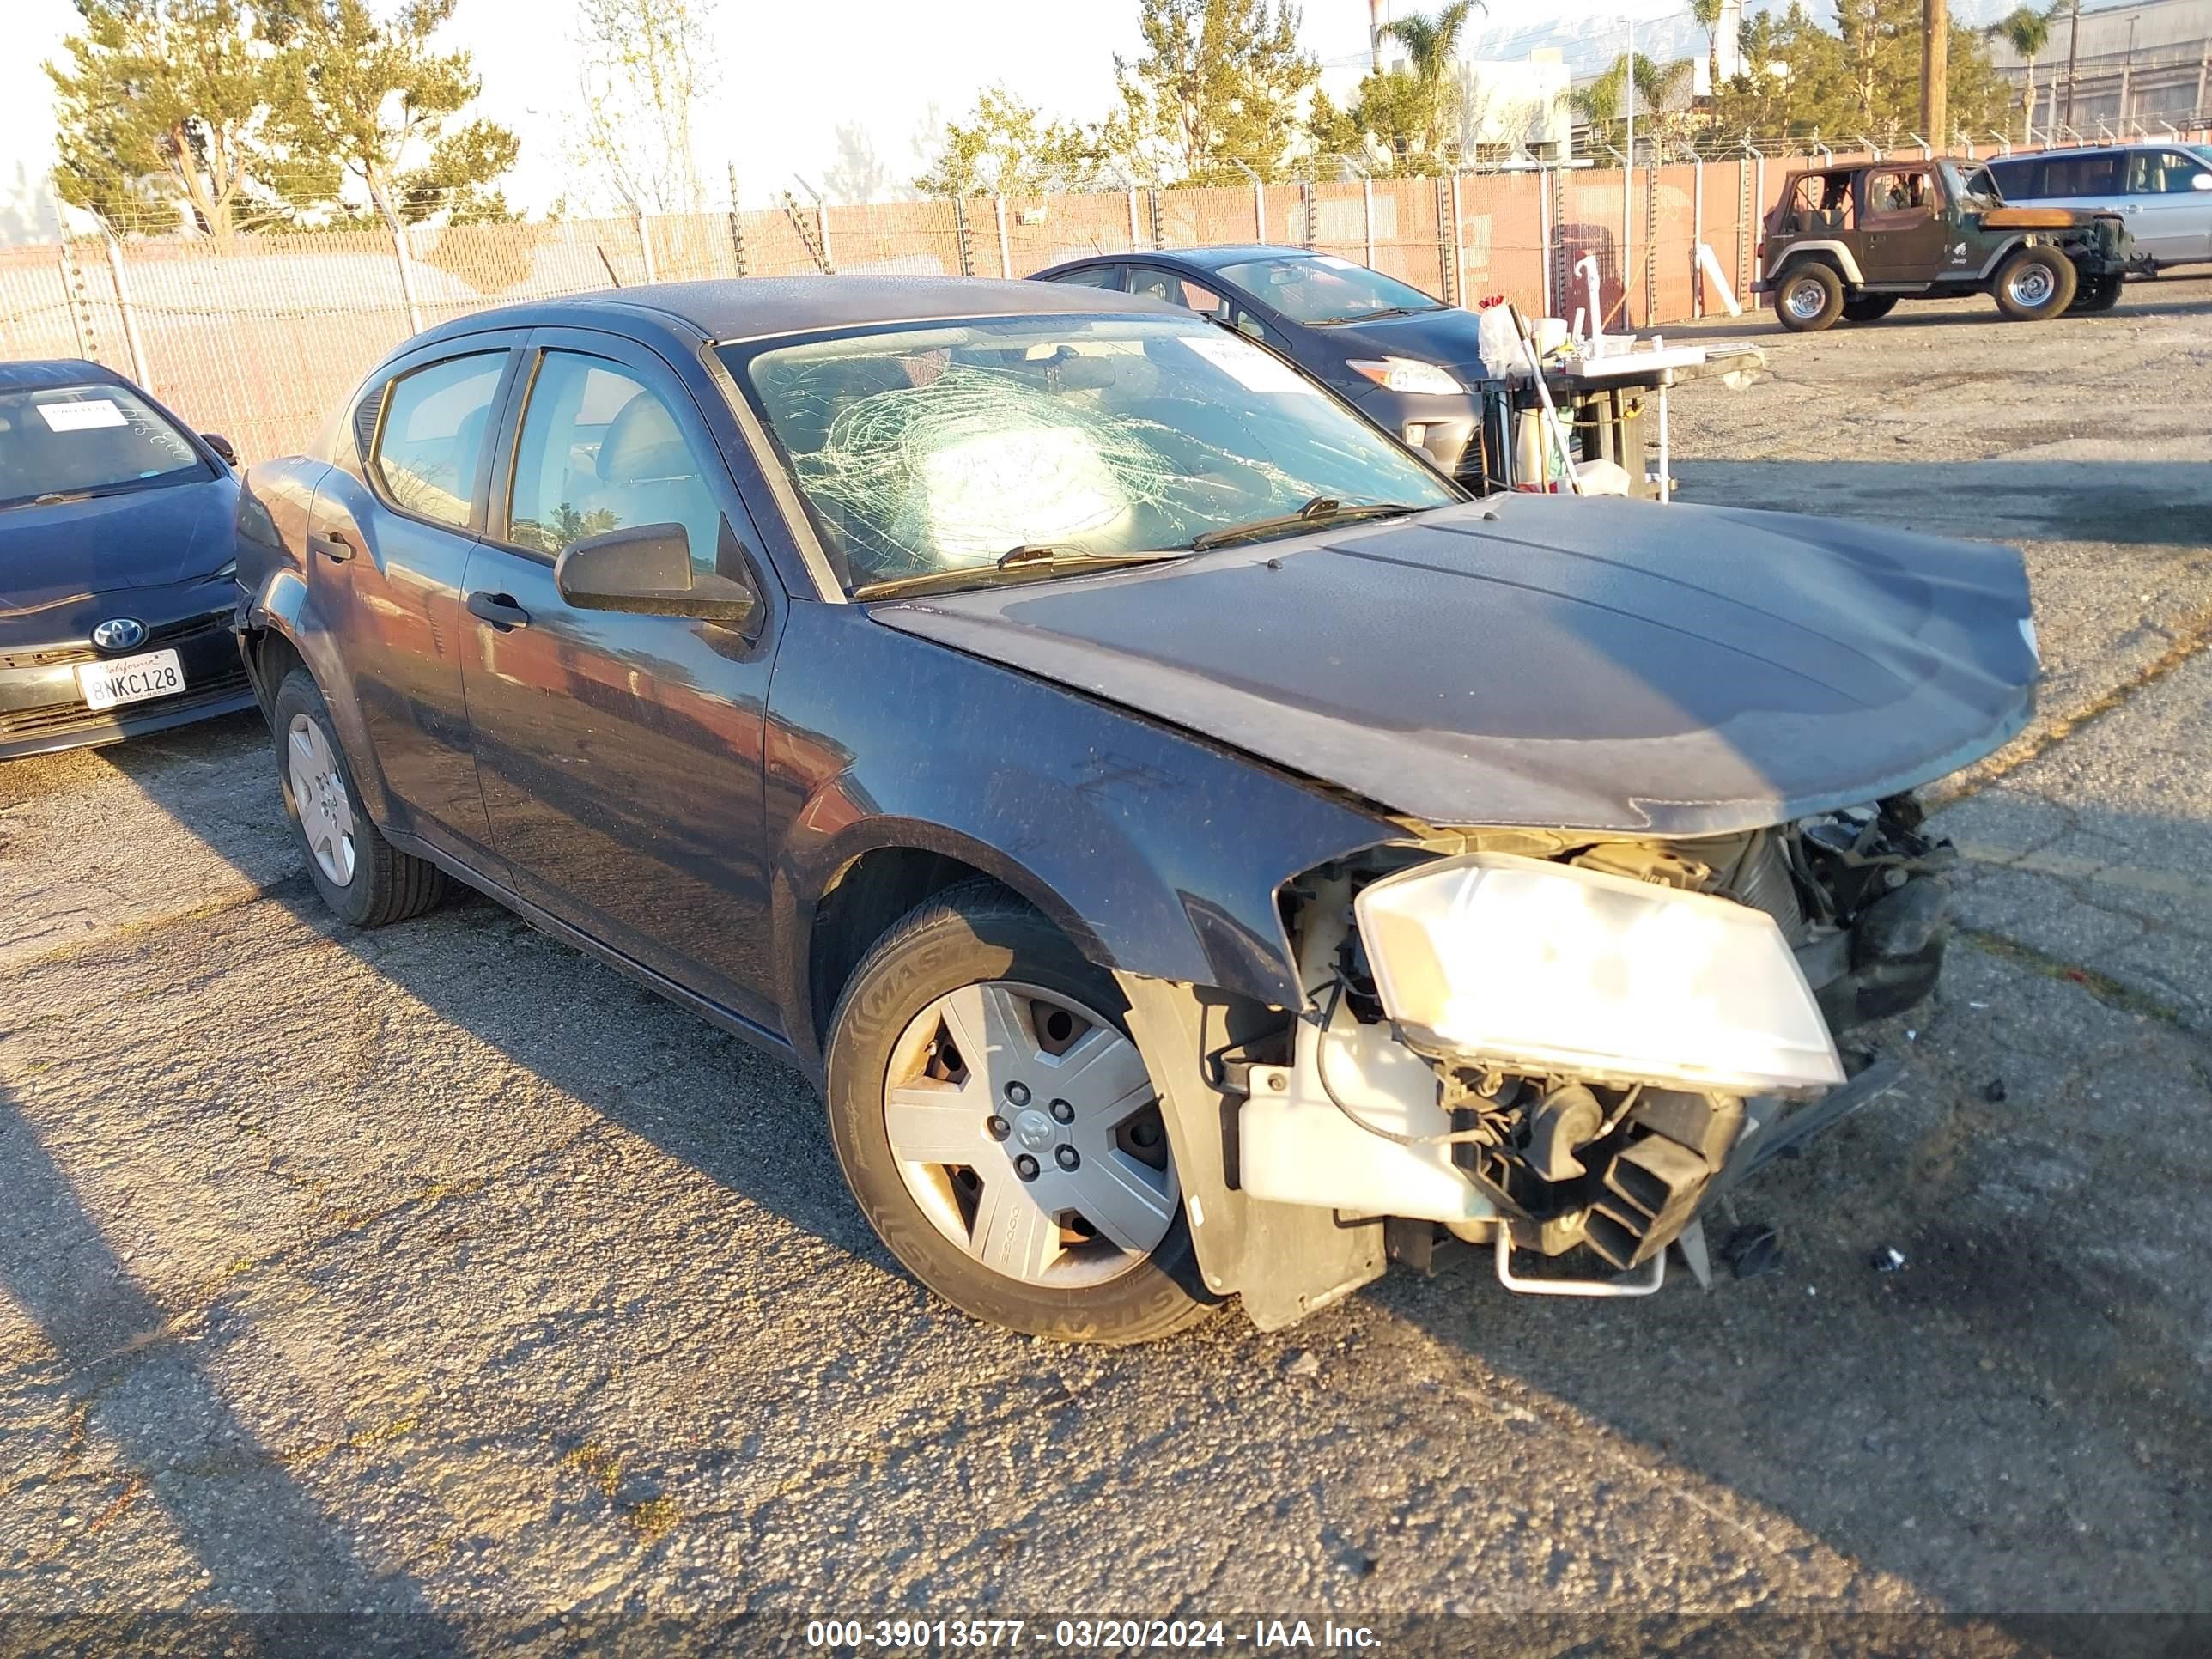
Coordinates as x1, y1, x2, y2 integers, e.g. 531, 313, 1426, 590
1231, 797, 1955, 1288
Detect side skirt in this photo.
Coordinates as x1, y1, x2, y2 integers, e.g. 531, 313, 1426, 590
383, 824, 814, 1085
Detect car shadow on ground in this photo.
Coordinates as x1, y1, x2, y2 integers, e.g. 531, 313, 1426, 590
0, 1075, 465, 1647
21, 714, 2212, 1626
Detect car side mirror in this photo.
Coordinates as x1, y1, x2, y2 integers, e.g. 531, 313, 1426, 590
2193, 173, 2212, 192
202, 432, 238, 466
554, 521, 757, 627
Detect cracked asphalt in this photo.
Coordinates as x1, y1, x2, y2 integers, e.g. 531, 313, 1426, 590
3, 276, 2209, 1648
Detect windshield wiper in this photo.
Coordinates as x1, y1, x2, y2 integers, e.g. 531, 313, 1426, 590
1188, 496, 1425, 552
852, 544, 1186, 601
1313, 304, 1443, 325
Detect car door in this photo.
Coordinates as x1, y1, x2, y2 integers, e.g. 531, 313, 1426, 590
308, 336, 523, 870
2117, 149, 2212, 264
459, 328, 781, 1029
1855, 166, 1948, 283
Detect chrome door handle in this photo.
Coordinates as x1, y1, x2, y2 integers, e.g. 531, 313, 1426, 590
307, 529, 353, 562
466, 591, 531, 631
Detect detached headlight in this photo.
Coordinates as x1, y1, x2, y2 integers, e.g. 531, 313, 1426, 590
1354, 853, 1844, 1095
1347, 357, 1464, 396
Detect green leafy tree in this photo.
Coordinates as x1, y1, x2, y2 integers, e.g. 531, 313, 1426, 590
1708, 0, 2008, 149
1376, 0, 1483, 159
46, 0, 333, 238
914, 85, 1106, 197
1108, 0, 1319, 185
1309, 71, 1432, 171
263, 0, 519, 230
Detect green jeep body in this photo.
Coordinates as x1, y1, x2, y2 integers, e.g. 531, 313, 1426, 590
1758, 157, 2135, 331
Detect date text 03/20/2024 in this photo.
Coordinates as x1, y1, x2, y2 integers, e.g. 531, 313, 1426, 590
803, 1620, 1382, 1650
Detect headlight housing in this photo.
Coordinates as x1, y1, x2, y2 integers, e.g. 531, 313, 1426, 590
1346, 357, 1465, 397
1354, 853, 1844, 1095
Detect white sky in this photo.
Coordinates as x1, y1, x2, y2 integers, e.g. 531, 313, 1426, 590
1, 0, 1687, 236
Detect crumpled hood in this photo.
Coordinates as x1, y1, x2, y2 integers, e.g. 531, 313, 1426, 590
0, 476, 235, 618
871, 495, 2039, 837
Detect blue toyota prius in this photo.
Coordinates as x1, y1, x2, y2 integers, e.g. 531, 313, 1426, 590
0, 358, 253, 759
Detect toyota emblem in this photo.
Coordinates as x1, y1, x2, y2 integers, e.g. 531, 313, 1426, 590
92, 617, 148, 652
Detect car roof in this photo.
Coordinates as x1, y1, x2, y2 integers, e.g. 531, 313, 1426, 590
416, 276, 1185, 349
1060, 244, 1321, 271
0, 358, 134, 393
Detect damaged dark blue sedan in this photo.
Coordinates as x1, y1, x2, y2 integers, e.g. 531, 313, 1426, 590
1, 360, 252, 759
234, 278, 2037, 1342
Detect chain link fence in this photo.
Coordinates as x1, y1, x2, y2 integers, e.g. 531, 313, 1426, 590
5, 131, 2207, 465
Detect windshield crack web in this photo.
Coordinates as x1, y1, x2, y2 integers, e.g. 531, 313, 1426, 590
785, 361, 1296, 580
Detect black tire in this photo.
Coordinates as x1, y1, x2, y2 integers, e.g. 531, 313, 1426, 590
1841, 295, 1898, 323
2069, 273, 2123, 313
270, 667, 445, 927
1992, 246, 2077, 320
824, 879, 1215, 1345
1774, 261, 1844, 332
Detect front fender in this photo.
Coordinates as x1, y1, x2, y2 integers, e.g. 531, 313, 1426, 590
765, 602, 1400, 1044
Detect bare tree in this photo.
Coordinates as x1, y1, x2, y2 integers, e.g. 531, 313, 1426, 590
569, 0, 716, 215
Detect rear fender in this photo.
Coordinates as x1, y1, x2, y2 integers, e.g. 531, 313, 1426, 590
246, 564, 393, 825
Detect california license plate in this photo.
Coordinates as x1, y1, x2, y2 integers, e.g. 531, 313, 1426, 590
77, 648, 185, 712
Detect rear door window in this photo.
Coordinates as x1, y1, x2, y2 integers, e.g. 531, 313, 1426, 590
2040, 153, 2121, 198
368, 353, 507, 530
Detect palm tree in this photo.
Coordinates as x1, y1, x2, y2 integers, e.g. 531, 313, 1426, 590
1995, 5, 2057, 143
1377, 1, 1485, 159
1572, 52, 1693, 157
1690, 0, 1724, 99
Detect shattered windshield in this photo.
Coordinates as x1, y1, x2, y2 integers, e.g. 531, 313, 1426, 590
724, 315, 1458, 595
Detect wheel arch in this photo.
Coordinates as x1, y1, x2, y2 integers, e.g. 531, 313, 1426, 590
800, 830, 1113, 1062
242, 568, 395, 825
1766, 241, 1863, 287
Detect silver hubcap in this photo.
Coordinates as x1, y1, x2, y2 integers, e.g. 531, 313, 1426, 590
287, 713, 357, 887
2008, 265, 2055, 307
1786, 277, 1828, 319
884, 981, 1179, 1289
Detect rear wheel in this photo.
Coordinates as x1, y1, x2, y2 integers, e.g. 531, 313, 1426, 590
2069, 272, 2123, 313
271, 668, 445, 927
1775, 262, 1844, 332
1992, 247, 2077, 320
1841, 295, 1898, 323
824, 881, 1213, 1344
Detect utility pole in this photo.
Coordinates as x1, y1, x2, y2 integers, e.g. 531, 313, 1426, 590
1922, 0, 1948, 147
2063, 0, 2082, 130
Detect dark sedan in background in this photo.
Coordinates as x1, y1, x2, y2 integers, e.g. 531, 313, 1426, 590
1032, 244, 1499, 488
0, 358, 252, 758
233, 276, 2037, 1346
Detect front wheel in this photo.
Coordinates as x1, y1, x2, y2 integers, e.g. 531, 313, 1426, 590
1841, 295, 1898, 323
1774, 263, 1844, 332
2069, 273, 2123, 313
1992, 247, 2077, 320
824, 881, 1213, 1344
270, 668, 445, 927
